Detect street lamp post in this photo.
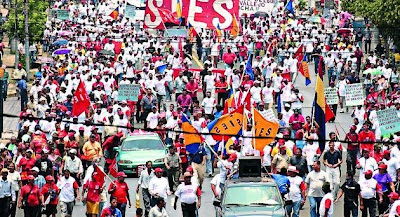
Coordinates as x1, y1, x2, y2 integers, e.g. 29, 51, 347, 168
24, 0, 29, 81
14, 0, 18, 69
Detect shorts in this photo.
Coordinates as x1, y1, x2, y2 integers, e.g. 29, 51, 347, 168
86, 201, 100, 215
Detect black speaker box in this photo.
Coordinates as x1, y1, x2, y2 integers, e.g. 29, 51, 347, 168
238, 156, 262, 177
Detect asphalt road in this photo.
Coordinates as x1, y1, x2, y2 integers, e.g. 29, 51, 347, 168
12, 63, 356, 217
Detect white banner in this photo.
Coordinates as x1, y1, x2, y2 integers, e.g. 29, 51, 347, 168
239, 0, 276, 15
345, 83, 364, 106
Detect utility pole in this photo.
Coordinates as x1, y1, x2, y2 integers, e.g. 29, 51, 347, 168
24, 0, 29, 81
14, 0, 18, 69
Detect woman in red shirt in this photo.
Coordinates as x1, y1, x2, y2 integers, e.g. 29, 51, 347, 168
19, 175, 43, 216
42, 175, 59, 217
83, 172, 103, 217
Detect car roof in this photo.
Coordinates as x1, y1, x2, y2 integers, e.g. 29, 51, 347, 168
225, 177, 276, 187
124, 130, 161, 141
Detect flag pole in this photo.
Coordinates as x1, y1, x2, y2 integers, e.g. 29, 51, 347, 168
251, 105, 256, 151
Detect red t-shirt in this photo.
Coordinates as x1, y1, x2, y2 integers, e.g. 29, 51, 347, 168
108, 181, 129, 203
19, 157, 36, 171
345, 133, 359, 151
239, 46, 248, 57
42, 183, 59, 205
175, 142, 187, 163
21, 184, 42, 207
84, 180, 102, 202
359, 130, 376, 153
223, 52, 236, 65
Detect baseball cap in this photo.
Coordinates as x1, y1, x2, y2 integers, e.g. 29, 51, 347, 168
186, 166, 193, 172
116, 172, 127, 177
364, 170, 373, 175
31, 167, 40, 172
27, 175, 35, 180
1, 168, 8, 173
228, 153, 237, 162
45, 175, 55, 182
378, 164, 388, 170
288, 166, 299, 173
383, 150, 391, 155
155, 168, 163, 173
183, 172, 192, 178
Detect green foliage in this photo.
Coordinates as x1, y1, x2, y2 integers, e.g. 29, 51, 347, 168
4, 0, 49, 43
342, 0, 400, 48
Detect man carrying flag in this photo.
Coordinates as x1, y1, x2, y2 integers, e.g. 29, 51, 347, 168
286, 0, 295, 15
82, 170, 104, 217
109, 7, 119, 20
72, 81, 90, 117
245, 53, 254, 80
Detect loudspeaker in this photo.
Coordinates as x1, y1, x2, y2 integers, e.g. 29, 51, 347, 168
239, 156, 262, 177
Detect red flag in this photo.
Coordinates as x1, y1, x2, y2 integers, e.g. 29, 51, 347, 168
72, 81, 90, 117
325, 99, 335, 122
318, 56, 324, 78
159, 8, 180, 24
294, 45, 304, 66
94, 164, 106, 185
179, 37, 184, 59
108, 158, 118, 178
243, 91, 251, 111
109, 7, 119, 20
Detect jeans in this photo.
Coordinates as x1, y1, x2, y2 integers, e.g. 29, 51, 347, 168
60, 201, 74, 216
328, 67, 335, 81
344, 202, 358, 217
0, 197, 11, 217
117, 203, 127, 217
347, 149, 358, 174
167, 168, 180, 192
24, 205, 41, 217
286, 200, 301, 217
142, 188, 151, 216
308, 196, 322, 217
181, 202, 197, 217
361, 198, 376, 217
157, 94, 166, 112
166, 81, 172, 101
20, 89, 28, 111
205, 145, 213, 175
197, 47, 203, 60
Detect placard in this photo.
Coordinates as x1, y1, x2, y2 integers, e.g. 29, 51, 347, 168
264, 108, 278, 122
345, 83, 364, 106
239, 0, 275, 15
125, 4, 137, 19
324, 87, 339, 105
377, 108, 400, 135
118, 84, 140, 101
57, 10, 70, 21
164, 29, 188, 37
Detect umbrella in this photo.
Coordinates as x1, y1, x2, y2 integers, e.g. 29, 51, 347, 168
309, 16, 326, 24
254, 11, 269, 18
363, 68, 382, 75
99, 50, 115, 56
52, 39, 69, 46
337, 28, 352, 34
57, 31, 74, 36
38, 56, 54, 64
53, 48, 71, 55
339, 12, 353, 20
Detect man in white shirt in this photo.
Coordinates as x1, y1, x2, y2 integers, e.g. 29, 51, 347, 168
136, 161, 155, 217
173, 172, 201, 216
250, 81, 262, 104
356, 149, 378, 181
201, 91, 215, 116
359, 170, 382, 217
382, 150, 400, 182
148, 168, 170, 206
261, 81, 274, 109
57, 169, 80, 217
146, 106, 159, 129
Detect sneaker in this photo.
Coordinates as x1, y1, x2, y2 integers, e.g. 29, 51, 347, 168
340, 110, 344, 113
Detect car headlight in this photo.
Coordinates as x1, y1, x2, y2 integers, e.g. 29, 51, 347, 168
119, 160, 132, 164
154, 158, 164, 163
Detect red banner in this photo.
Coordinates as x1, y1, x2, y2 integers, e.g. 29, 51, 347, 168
72, 81, 90, 117
144, 0, 239, 30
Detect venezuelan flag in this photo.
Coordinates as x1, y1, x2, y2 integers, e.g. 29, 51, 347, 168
208, 105, 244, 141
230, 15, 239, 37
223, 88, 235, 114
188, 22, 197, 41
299, 55, 311, 86
314, 73, 334, 151
216, 24, 222, 42
109, 7, 119, 20
176, 0, 182, 22
182, 115, 204, 154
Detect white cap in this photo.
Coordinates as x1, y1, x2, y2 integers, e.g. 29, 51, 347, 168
31, 167, 39, 172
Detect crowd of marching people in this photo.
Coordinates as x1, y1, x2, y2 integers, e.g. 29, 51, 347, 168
2, 0, 400, 216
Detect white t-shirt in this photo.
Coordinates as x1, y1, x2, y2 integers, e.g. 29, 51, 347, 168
319, 193, 334, 217
383, 157, 400, 181
57, 176, 77, 202
357, 157, 378, 181
262, 86, 274, 104
388, 200, 400, 217
262, 145, 273, 166
146, 112, 159, 129
175, 184, 198, 204
250, 86, 262, 103
201, 97, 215, 115
210, 174, 221, 201
149, 177, 169, 200
305, 170, 328, 197
286, 176, 305, 202
359, 178, 378, 199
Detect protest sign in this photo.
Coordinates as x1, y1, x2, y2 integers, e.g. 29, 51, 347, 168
239, 0, 275, 15
324, 87, 339, 105
118, 84, 140, 101
264, 108, 278, 122
125, 4, 137, 19
144, 0, 239, 29
345, 83, 364, 106
377, 108, 400, 135
57, 10, 70, 20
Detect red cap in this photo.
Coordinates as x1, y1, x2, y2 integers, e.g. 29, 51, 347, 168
79, 126, 85, 131
155, 168, 163, 173
378, 164, 388, 170
228, 153, 237, 162
45, 175, 55, 182
177, 120, 182, 124
364, 170, 373, 175
186, 166, 193, 172
27, 175, 35, 180
389, 192, 400, 200
116, 172, 127, 177
383, 150, 391, 155
396, 205, 400, 214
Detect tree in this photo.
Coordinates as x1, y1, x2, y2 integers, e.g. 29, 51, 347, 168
3, 0, 48, 43
342, 0, 400, 50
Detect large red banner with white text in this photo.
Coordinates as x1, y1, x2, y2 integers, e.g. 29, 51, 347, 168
144, 0, 239, 30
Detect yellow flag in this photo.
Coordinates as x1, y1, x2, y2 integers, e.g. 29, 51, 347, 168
230, 15, 239, 37
253, 108, 279, 152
